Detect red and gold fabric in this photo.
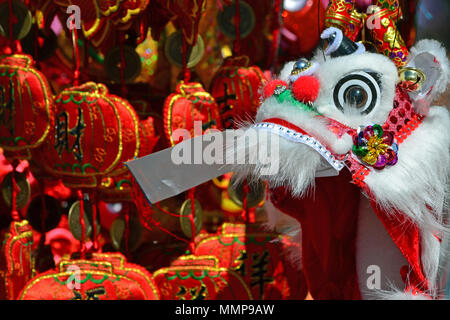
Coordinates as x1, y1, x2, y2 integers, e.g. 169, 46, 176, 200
210, 56, 265, 129
0, 54, 54, 161
0, 220, 35, 300
153, 254, 253, 300
19, 252, 159, 300
368, 7, 408, 67
325, 0, 364, 42
98, 116, 159, 202
33, 82, 140, 188
163, 82, 222, 146
194, 223, 307, 299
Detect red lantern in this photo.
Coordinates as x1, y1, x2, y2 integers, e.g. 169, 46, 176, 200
0, 54, 54, 160
210, 56, 265, 129
194, 223, 307, 299
153, 254, 253, 299
163, 82, 222, 146
98, 116, 159, 202
33, 82, 141, 188
19, 252, 160, 300
0, 220, 35, 300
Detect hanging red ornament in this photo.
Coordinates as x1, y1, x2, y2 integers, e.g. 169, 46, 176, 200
33, 82, 140, 188
282, 0, 326, 58
193, 222, 307, 299
0, 54, 54, 161
19, 252, 160, 300
210, 55, 265, 129
324, 0, 364, 42
98, 116, 159, 202
163, 82, 222, 146
0, 220, 35, 300
153, 254, 253, 299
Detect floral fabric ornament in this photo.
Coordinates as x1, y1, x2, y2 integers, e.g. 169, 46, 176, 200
163, 82, 222, 146
0, 54, 54, 160
153, 254, 253, 300
19, 253, 159, 300
34, 82, 141, 188
210, 56, 265, 129
193, 223, 307, 300
0, 220, 35, 300
98, 116, 159, 202
352, 124, 398, 169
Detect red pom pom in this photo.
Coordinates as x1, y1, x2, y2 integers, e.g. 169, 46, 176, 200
263, 79, 288, 99
291, 75, 320, 103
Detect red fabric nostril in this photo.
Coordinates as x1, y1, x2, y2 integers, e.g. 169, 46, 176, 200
292, 75, 320, 103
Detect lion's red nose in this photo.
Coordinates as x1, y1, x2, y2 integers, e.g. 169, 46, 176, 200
292, 75, 320, 103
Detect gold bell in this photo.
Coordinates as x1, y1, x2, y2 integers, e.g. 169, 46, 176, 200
398, 67, 426, 92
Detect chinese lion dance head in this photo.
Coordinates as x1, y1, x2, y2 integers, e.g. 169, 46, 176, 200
231, 26, 449, 299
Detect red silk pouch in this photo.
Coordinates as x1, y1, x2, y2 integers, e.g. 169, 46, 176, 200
0, 220, 35, 299
210, 56, 265, 129
19, 252, 159, 300
0, 54, 54, 161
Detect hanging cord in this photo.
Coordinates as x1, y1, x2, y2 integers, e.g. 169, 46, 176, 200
90, 191, 99, 252
267, 0, 282, 71
232, 0, 241, 56
187, 188, 197, 252
123, 202, 130, 257
119, 32, 128, 97
76, 190, 86, 259
39, 182, 48, 246
71, 27, 80, 86
10, 160, 20, 221
181, 36, 191, 83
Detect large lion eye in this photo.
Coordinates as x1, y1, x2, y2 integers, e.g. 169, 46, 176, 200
333, 71, 380, 114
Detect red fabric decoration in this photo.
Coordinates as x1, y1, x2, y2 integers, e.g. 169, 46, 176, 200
163, 82, 222, 146
19, 252, 160, 300
291, 75, 320, 103
210, 56, 266, 128
33, 82, 141, 188
0, 54, 54, 161
263, 79, 288, 100
98, 116, 159, 202
269, 170, 362, 300
153, 254, 253, 299
193, 223, 307, 299
281, 0, 326, 59
0, 220, 35, 300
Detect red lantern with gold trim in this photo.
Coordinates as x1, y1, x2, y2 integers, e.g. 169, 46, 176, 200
98, 116, 159, 202
153, 254, 253, 300
210, 56, 265, 129
33, 82, 140, 188
0, 220, 35, 300
0, 54, 54, 161
163, 82, 222, 146
19, 252, 159, 300
194, 223, 307, 300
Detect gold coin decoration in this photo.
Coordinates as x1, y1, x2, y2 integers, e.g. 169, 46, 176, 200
0, 0, 32, 40
165, 31, 204, 68
227, 175, 266, 208
110, 215, 142, 252
68, 200, 100, 241
1, 171, 31, 209
179, 199, 203, 238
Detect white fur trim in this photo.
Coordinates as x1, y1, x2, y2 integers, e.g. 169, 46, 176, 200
314, 52, 399, 128
408, 39, 449, 102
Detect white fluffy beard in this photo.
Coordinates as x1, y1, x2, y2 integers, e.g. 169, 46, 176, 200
227, 126, 323, 198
